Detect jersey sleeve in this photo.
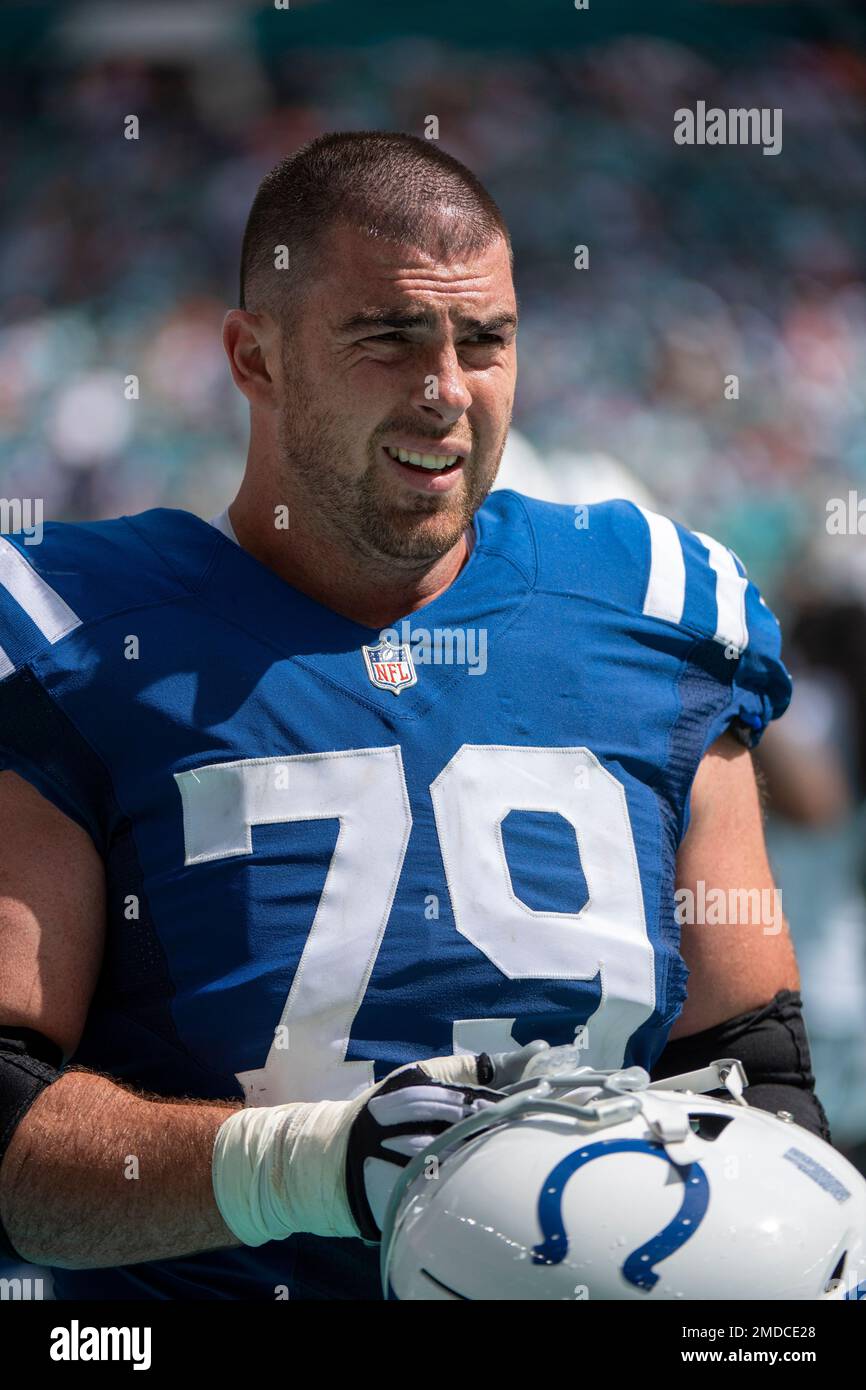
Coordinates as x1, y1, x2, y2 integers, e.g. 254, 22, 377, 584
636, 507, 792, 750
0, 533, 111, 852
713, 559, 792, 749
687, 528, 792, 751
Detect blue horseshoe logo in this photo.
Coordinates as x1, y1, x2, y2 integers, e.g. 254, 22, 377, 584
532, 1138, 710, 1290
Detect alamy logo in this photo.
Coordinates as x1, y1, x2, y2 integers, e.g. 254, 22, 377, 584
674, 881, 783, 936
0, 497, 43, 545
0, 1275, 44, 1299
674, 102, 782, 156
379, 620, 488, 676
49, 1320, 152, 1371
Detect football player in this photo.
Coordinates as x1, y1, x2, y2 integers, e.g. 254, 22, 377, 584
0, 132, 826, 1299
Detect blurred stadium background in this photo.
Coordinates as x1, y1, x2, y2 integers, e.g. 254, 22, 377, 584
2, 0, 866, 1294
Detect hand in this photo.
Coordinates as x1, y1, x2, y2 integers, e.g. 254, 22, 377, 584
345, 1064, 502, 1242
212, 1056, 505, 1247
341, 1042, 552, 1242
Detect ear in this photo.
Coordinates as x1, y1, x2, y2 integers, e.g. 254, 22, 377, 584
222, 309, 281, 409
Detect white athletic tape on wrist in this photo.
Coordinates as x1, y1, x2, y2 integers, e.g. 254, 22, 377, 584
211, 1054, 485, 1247
212, 1097, 361, 1245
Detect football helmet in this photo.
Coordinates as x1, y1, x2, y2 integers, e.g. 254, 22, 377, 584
381, 1052, 866, 1300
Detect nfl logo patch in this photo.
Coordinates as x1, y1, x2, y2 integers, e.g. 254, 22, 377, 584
362, 641, 418, 695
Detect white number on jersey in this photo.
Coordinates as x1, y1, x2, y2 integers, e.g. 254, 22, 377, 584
175, 745, 655, 1101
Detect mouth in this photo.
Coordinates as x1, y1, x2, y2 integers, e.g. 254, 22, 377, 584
379, 443, 467, 493
384, 445, 462, 472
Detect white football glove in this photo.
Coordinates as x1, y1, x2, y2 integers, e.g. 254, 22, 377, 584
212, 1041, 549, 1246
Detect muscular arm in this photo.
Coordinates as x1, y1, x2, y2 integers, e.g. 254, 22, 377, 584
0, 771, 241, 1268
669, 729, 799, 1039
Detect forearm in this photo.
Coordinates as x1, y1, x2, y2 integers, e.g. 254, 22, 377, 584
0, 1049, 512, 1268
0, 1068, 242, 1268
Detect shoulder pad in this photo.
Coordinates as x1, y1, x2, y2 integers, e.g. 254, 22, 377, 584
0, 510, 218, 682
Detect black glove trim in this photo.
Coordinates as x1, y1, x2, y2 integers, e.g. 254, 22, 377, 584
345, 1066, 501, 1242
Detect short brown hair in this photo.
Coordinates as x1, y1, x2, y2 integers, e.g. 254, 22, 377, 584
239, 130, 512, 317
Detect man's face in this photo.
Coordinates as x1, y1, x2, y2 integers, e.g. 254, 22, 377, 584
275, 222, 517, 565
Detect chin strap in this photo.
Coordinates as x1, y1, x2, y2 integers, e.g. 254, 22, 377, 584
648, 1057, 749, 1106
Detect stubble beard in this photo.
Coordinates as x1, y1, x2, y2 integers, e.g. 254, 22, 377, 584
275, 369, 507, 567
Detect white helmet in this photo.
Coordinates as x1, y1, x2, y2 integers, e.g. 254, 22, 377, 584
381, 1055, 866, 1301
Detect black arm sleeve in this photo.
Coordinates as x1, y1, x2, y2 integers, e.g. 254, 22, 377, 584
651, 989, 832, 1144
0, 1027, 64, 1259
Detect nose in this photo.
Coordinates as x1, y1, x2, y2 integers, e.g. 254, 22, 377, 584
408, 342, 472, 426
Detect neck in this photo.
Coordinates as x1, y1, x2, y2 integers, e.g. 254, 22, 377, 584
226, 484, 471, 630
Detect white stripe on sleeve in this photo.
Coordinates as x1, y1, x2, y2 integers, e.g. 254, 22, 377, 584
694, 531, 749, 654
0, 537, 82, 645
637, 507, 686, 626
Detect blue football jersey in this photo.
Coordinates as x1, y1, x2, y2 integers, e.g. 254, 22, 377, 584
0, 491, 791, 1299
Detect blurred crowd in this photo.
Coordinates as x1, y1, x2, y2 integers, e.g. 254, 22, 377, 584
2, 27, 866, 586
2, 4, 866, 1201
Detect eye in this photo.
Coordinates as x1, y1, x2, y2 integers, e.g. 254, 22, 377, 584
462, 334, 511, 353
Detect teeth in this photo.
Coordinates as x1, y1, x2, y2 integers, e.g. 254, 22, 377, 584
385, 446, 459, 470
